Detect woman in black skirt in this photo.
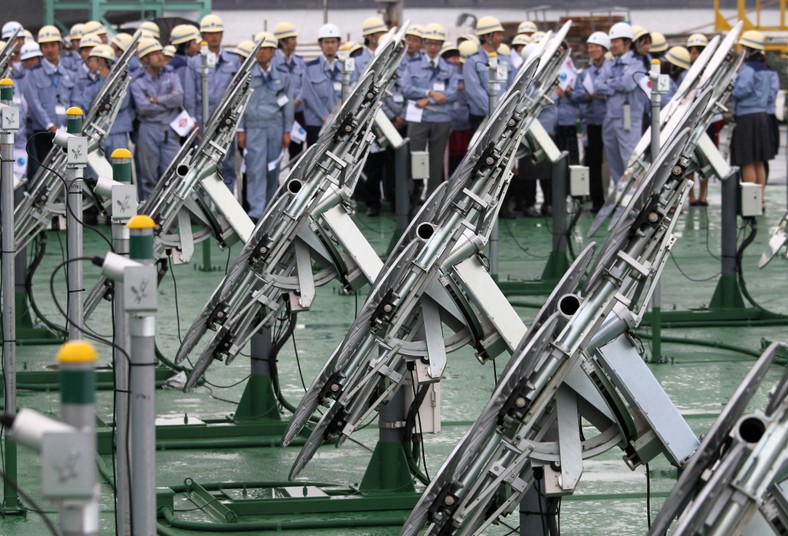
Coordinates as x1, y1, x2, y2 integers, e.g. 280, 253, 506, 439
730, 30, 773, 209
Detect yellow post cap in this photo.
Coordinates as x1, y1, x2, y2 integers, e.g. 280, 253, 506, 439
0, 78, 13, 87
66, 106, 84, 116
201, 40, 208, 46
651, 59, 660, 65
57, 341, 98, 363
111, 148, 132, 159
128, 215, 156, 229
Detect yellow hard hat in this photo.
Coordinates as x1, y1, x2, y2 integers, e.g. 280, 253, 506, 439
458, 39, 478, 62
739, 30, 766, 51
458, 33, 480, 46
170, 24, 200, 46
274, 22, 297, 40
79, 34, 101, 49
632, 25, 650, 41
162, 45, 175, 57
339, 41, 363, 57
253, 31, 278, 49
89, 44, 115, 62
37, 25, 63, 44
24, 30, 34, 43
665, 46, 691, 70
440, 42, 459, 56
200, 14, 224, 33
530, 31, 546, 43
82, 20, 107, 37
476, 16, 504, 36
512, 34, 531, 47
686, 33, 708, 48
651, 32, 668, 53
70, 23, 84, 41
422, 23, 447, 42
405, 24, 424, 39
498, 43, 511, 55
362, 17, 387, 36
140, 21, 160, 40
111, 33, 133, 51
137, 37, 163, 58
233, 40, 255, 58
517, 21, 537, 35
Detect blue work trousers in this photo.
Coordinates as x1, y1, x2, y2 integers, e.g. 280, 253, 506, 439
245, 125, 283, 220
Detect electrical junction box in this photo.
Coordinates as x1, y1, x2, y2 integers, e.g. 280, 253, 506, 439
411, 151, 430, 180
740, 182, 763, 217
42, 431, 95, 499
569, 165, 590, 197
0, 104, 20, 131
66, 136, 89, 166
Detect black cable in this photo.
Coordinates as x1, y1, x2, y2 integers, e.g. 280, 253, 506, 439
669, 255, 720, 283
0, 468, 59, 535
48, 257, 132, 366
503, 219, 549, 258
701, 205, 720, 261
492, 358, 498, 387
168, 256, 183, 344
291, 329, 308, 392
203, 374, 252, 390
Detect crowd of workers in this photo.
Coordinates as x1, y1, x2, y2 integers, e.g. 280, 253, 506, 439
0, 13, 779, 220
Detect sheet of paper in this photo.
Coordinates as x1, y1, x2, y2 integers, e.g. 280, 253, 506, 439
405, 100, 423, 123
558, 57, 577, 91
268, 150, 285, 172
582, 72, 595, 95
170, 109, 195, 137
638, 75, 652, 100
291, 120, 307, 143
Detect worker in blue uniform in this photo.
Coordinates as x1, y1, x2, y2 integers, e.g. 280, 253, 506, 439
355, 17, 388, 76
236, 32, 293, 221
184, 14, 240, 191
110, 33, 142, 78
23, 25, 75, 178
573, 31, 611, 212
272, 21, 307, 161
130, 37, 184, 201
168, 24, 201, 88
463, 16, 515, 133
70, 34, 101, 112
730, 30, 773, 210
301, 23, 343, 146
84, 44, 135, 159
402, 22, 458, 197
62, 23, 84, 72
594, 22, 646, 187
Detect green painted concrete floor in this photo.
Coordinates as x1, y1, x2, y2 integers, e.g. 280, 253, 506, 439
1, 177, 787, 535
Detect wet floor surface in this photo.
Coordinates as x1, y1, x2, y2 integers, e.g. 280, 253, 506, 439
1, 166, 787, 535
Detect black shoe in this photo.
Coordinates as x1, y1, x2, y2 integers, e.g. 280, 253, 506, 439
523, 206, 540, 218
366, 207, 380, 217
541, 204, 553, 217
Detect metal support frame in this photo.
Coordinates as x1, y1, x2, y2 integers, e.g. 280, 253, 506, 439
488, 52, 501, 279
1, 80, 23, 515
65, 113, 88, 343
44, 0, 212, 28
386, 138, 411, 255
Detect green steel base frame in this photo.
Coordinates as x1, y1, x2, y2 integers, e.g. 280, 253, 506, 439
2, 366, 176, 392
498, 250, 571, 296
13, 293, 63, 346
640, 275, 788, 328
44, 0, 212, 29
95, 374, 310, 453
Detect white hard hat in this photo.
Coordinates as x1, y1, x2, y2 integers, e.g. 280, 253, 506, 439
89, 44, 116, 62
405, 24, 424, 39
20, 42, 42, 61
162, 45, 175, 57
253, 31, 278, 48
651, 32, 668, 53
2, 21, 23, 41
362, 17, 387, 36
498, 43, 511, 55
137, 37, 163, 58
517, 20, 537, 35
200, 14, 224, 33
140, 21, 160, 40
476, 16, 504, 36
317, 23, 341, 40
608, 22, 634, 41
686, 33, 708, 49
70, 23, 84, 41
739, 30, 766, 51
274, 22, 298, 40
521, 42, 540, 61
170, 24, 200, 46
111, 33, 133, 51
37, 25, 63, 44
665, 46, 691, 70
458, 40, 478, 62
233, 40, 255, 58
512, 34, 531, 47
422, 23, 447, 42
82, 20, 107, 37
587, 31, 611, 50
632, 25, 650, 42
79, 34, 101, 49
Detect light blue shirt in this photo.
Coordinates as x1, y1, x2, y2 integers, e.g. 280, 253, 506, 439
131, 68, 184, 126
594, 51, 647, 121
301, 55, 342, 127
183, 48, 240, 125
573, 59, 610, 126
732, 60, 771, 116
239, 63, 294, 131
401, 55, 459, 123
463, 48, 515, 117
22, 59, 75, 130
